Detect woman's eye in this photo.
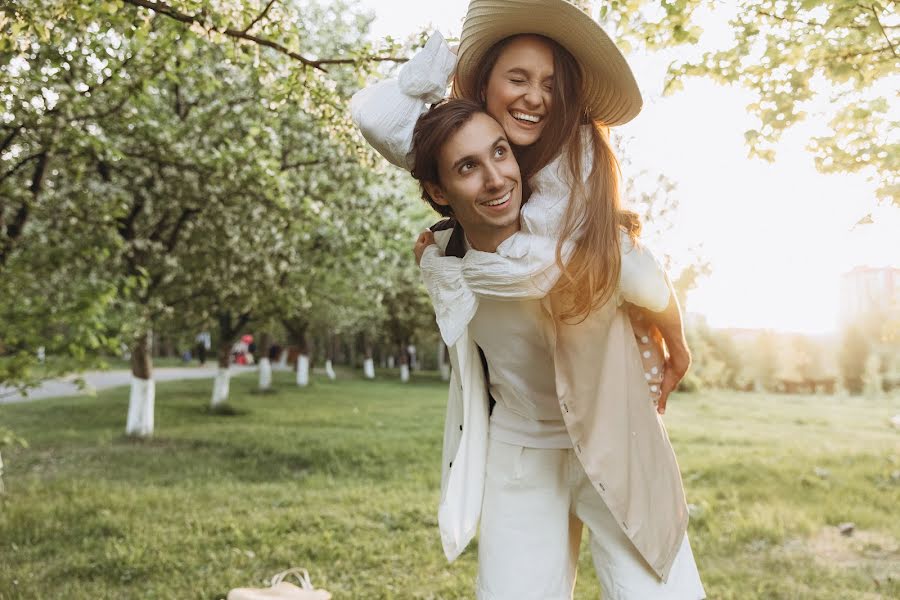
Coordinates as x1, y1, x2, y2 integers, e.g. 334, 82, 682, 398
494, 147, 506, 158
460, 162, 476, 173
510, 78, 526, 84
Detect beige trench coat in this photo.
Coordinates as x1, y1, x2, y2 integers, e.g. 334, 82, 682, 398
434, 227, 689, 582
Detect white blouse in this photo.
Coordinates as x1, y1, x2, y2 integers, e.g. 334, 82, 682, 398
351, 31, 671, 347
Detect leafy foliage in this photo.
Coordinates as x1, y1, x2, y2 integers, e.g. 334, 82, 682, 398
602, 0, 898, 204
0, 0, 432, 388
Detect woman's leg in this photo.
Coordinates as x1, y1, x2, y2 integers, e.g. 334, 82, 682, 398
477, 438, 582, 600
570, 460, 705, 599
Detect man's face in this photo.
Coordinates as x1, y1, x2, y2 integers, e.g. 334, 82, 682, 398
425, 113, 522, 239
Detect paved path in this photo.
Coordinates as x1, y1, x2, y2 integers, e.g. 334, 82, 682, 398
0, 365, 262, 405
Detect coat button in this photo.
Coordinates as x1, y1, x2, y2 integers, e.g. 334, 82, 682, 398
449, 461, 452, 468
459, 425, 463, 431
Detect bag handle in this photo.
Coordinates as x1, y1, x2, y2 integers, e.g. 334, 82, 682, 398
271, 567, 314, 589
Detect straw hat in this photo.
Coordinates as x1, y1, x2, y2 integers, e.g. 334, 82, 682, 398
455, 0, 642, 126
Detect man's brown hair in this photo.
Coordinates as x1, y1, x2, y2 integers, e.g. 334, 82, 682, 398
410, 98, 490, 217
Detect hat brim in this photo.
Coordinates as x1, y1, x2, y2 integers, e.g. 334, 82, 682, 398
456, 0, 642, 126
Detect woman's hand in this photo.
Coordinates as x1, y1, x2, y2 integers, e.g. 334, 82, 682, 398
657, 335, 691, 415
414, 230, 436, 265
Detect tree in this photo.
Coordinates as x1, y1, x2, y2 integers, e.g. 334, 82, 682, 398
597, 0, 898, 205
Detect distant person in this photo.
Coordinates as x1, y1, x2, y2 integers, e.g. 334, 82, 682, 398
195, 331, 211, 366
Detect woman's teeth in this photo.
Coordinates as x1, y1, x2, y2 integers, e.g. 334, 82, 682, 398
512, 111, 541, 123
484, 191, 512, 207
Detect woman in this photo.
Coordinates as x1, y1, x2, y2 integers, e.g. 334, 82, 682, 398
352, 1, 703, 598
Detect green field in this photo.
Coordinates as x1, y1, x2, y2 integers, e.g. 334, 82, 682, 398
1, 371, 898, 599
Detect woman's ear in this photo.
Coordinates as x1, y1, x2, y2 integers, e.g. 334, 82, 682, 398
424, 181, 450, 207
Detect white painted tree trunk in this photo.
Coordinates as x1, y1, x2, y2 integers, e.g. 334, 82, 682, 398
211, 368, 232, 407
296, 355, 310, 386
387, 355, 395, 369
325, 359, 336, 380
277, 350, 288, 368
438, 343, 450, 381
0, 450, 5, 495
258, 357, 272, 390
400, 363, 410, 383
126, 376, 155, 437
363, 358, 375, 379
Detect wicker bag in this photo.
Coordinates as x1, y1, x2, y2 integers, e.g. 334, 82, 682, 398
227, 568, 331, 600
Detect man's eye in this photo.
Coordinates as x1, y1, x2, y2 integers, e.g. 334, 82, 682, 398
494, 147, 506, 158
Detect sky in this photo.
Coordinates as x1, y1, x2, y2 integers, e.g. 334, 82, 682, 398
355, 0, 898, 334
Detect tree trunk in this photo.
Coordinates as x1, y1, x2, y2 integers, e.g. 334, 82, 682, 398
257, 331, 273, 391
439, 343, 451, 381
296, 355, 310, 386
258, 358, 273, 390
126, 330, 155, 437
296, 328, 310, 386
399, 344, 410, 383
360, 337, 373, 379
211, 341, 231, 407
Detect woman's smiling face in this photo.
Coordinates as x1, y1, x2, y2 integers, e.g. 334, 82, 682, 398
483, 35, 555, 147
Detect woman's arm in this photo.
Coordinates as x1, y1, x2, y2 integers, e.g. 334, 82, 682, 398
629, 274, 691, 415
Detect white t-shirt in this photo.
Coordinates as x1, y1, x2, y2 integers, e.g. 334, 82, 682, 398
470, 296, 571, 449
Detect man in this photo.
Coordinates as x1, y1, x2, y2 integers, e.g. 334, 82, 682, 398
405, 99, 703, 598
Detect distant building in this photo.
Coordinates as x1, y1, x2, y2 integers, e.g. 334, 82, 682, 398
840, 266, 900, 324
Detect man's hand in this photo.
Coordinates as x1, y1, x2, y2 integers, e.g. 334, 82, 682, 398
414, 230, 436, 265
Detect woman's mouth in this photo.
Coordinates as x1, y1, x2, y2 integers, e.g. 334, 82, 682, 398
511, 111, 543, 125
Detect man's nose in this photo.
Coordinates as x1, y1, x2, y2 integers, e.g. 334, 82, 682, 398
483, 163, 504, 189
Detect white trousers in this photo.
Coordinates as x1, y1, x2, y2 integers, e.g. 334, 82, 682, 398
476, 438, 706, 600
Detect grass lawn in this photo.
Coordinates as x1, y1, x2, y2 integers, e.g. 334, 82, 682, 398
1, 370, 898, 599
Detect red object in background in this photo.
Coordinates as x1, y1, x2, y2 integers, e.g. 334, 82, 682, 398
241, 334, 253, 344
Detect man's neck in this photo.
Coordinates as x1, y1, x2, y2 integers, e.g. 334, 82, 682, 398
464, 223, 519, 253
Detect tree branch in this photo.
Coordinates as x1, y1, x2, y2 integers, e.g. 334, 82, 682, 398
117, 198, 146, 242
868, 4, 898, 57
0, 152, 44, 187
0, 125, 22, 155
281, 158, 322, 171
121, 0, 407, 71
242, 0, 278, 34
165, 207, 200, 252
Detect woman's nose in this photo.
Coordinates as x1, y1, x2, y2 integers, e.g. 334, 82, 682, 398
523, 84, 542, 108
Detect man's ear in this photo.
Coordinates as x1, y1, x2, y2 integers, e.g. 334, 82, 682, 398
424, 181, 450, 207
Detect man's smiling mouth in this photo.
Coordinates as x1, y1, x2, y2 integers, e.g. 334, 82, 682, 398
482, 188, 514, 208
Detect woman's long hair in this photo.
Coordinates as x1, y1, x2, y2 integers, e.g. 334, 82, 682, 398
457, 35, 640, 323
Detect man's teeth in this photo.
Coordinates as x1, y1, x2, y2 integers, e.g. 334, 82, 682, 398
512, 111, 541, 123
484, 191, 511, 207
